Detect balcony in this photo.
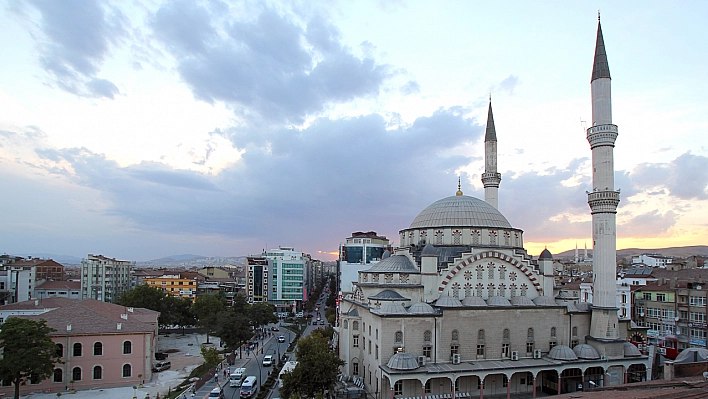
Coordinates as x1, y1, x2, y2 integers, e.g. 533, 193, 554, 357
586, 124, 618, 149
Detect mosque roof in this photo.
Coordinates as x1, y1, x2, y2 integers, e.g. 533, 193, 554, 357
408, 302, 437, 315
435, 296, 463, 308
532, 295, 558, 306
387, 352, 419, 370
365, 255, 418, 273
462, 296, 487, 306
375, 302, 409, 316
592, 19, 611, 81
573, 344, 600, 360
510, 296, 536, 306
408, 195, 512, 230
486, 296, 512, 307
539, 248, 553, 260
421, 243, 437, 256
368, 290, 409, 301
623, 342, 643, 358
547, 345, 578, 361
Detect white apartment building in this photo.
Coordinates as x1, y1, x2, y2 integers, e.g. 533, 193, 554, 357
339, 231, 391, 294
632, 254, 673, 268
80, 254, 134, 303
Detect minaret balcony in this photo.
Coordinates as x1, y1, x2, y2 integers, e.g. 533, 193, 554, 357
481, 172, 501, 187
586, 124, 618, 149
587, 190, 620, 213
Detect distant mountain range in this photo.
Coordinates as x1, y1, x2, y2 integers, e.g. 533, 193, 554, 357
16, 253, 83, 265
555, 245, 708, 259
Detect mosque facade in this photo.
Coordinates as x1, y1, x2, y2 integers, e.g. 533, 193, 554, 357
337, 19, 651, 399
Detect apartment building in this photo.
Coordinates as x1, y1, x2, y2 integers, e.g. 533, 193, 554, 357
143, 273, 198, 302
80, 254, 133, 303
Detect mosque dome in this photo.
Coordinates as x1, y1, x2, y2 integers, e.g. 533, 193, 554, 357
623, 342, 642, 357
376, 302, 409, 315
408, 302, 437, 315
486, 296, 512, 307
435, 296, 463, 308
532, 295, 558, 306
510, 296, 536, 307
573, 344, 600, 360
387, 352, 420, 370
365, 255, 418, 273
539, 248, 553, 260
462, 296, 487, 306
409, 195, 512, 229
547, 345, 578, 361
368, 290, 409, 301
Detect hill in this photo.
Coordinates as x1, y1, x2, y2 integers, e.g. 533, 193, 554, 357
555, 245, 708, 259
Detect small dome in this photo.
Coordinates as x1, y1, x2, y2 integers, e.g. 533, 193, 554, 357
533, 296, 558, 306
421, 243, 437, 256
623, 342, 642, 358
547, 345, 578, 361
387, 352, 419, 370
382, 250, 391, 259
539, 248, 553, 260
377, 302, 409, 315
510, 296, 535, 306
573, 344, 600, 360
462, 296, 487, 306
675, 348, 708, 363
365, 255, 418, 273
486, 296, 512, 307
368, 290, 409, 301
435, 296, 463, 307
408, 302, 437, 315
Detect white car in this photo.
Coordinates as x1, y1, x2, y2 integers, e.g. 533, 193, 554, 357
278, 335, 286, 343
262, 354, 273, 366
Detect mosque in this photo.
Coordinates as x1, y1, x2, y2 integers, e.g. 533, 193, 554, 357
337, 18, 651, 398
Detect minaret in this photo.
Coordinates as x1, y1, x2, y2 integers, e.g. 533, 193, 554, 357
584, 242, 589, 260
587, 15, 621, 340
482, 98, 501, 209
574, 243, 579, 263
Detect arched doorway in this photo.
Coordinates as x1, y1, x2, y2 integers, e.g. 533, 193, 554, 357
561, 368, 582, 393
584, 366, 604, 389
627, 364, 647, 383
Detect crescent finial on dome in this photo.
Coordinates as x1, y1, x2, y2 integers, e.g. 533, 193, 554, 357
456, 176, 463, 196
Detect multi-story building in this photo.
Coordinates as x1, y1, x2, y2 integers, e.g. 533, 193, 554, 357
265, 247, 308, 313
0, 267, 34, 304
80, 254, 134, 303
35, 280, 81, 300
339, 231, 391, 294
143, 273, 198, 302
0, 298, 159, 396
246, 256, 269, 304
632, 254, 673, 268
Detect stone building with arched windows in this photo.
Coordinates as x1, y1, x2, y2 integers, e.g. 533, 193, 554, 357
337, 19, 651, 399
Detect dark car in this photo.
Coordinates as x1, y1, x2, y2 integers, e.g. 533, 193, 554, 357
152, 361, 171, 372
271, 326, 280, 331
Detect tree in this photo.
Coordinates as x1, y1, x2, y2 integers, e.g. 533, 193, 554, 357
0, 318, 62, 399
246, 302, 278, 328
171, 297, 196, 335
200, 345, 221, 367
281, 331, 343, 399
118, 284, 175, 327
214, 309, 252, 351
192, 295, 225, 344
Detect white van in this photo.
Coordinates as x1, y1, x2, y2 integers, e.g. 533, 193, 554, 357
209, 386, 224, 399
240, 376, 258, 398
229, 367, 247, 387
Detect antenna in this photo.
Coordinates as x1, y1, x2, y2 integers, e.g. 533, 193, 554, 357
580, 118, 587, 132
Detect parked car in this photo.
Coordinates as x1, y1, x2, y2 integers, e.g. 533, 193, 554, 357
262, 355, 273, 366
152, 361, 171, 372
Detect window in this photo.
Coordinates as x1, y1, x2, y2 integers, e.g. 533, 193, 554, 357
376, 329, 379, 339
375, 345, 379, 359
353, 362, 359, 376
56, 343, 64, 358
93, 342, 103, 356
122, 364, 132, 378
353, 321, 359, 330
424, 330, 432, 342
476, 344, 485, 357
662, 309, 675, 319
123, 341, 132, 354
502, 375, 508, 388
691, 312, 706, 323
550, 327, 557, 338
452, 330, 459, 341
691, 328, 707, 339
394, 381, 403, 396
72, 367, 82, 381
656, 293, 666, 302
73, 343, 82, 357
93, 366, 102, 380
423, 345, 432, 358
647, 307, 661, 318
572, 326, 578, 337
363, 339, 366, 350
343, 320, 348, 329
690, 296, 707, 306
53, 368, 63, 383
526, 342, 534, 353
643, 292, 652, 301
369, 325, 371, 336
502, 343, 510, 358
425, 380, 431, 394
353, 335, 359, 347
549, 341, 557, 350
450, 345, 459, 356
30, 373, 40, 384
395, 331, 403, 342
527, 328, 534, 340
368, 340, 372, 354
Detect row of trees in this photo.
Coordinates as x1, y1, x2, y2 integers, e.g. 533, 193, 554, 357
280, 330, 343, 399
118, 284, 278, 350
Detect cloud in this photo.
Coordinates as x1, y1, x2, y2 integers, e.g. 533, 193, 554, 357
399, 80, 421, 95
631, 152, 708, 200
22, 0, 126, 98
151, 5, 392, 124
490, 75, 520, 96
619, 210, 678, 237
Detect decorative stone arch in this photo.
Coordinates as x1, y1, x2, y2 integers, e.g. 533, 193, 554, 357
438, 251, 543, 294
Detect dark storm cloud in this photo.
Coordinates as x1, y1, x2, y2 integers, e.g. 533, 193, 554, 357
151, 4, 392, 124
632, 152, 708, 200
35, 110, 482, 245
24, 0, 126, 98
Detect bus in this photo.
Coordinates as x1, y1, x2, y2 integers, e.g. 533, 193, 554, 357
240, 376, 258, 398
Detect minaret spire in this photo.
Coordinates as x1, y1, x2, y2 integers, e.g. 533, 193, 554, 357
456, 176, 463, 196
482, 98, 501, 209
587, 17, 621, 341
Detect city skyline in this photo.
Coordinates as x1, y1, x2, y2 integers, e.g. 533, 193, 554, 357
1, 1, 706, 262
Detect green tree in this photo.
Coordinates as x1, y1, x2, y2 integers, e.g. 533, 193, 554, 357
200, 345, 221, 367
0, 318, 62, 399
281, 331, 343, 399
246, 302, 278, 328
118, 284, 175, 327
214, 309, 252, 351
171, 297, 196, 335
192, 295, 225, 343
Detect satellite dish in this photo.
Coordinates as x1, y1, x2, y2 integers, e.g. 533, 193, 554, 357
640, 312, 645, 316
675, 317, 680, 321
697, 286, 702, 290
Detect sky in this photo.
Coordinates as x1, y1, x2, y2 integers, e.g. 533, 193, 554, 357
1, 1, 707, 262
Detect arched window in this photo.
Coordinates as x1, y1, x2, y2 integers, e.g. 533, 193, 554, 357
93, 342, 103, 356
551, 327, 557, 338
352, 321, 359, 331
72, 367, 82, 381
395, 331, 403, 343
123, 341, 132, 354
93, 366, 102, 380
527, 328, 534, 340
73, 343, 82, 357
122, 364, 132, 378
451, 330, 459, 341
56, 343, 63, 358
53, 368, 63, 383
572, 326, 578, 337
478, 329, 485, 341
424, 330, 432, 342
343, 320, 348, 329
503, 328, 510, 342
